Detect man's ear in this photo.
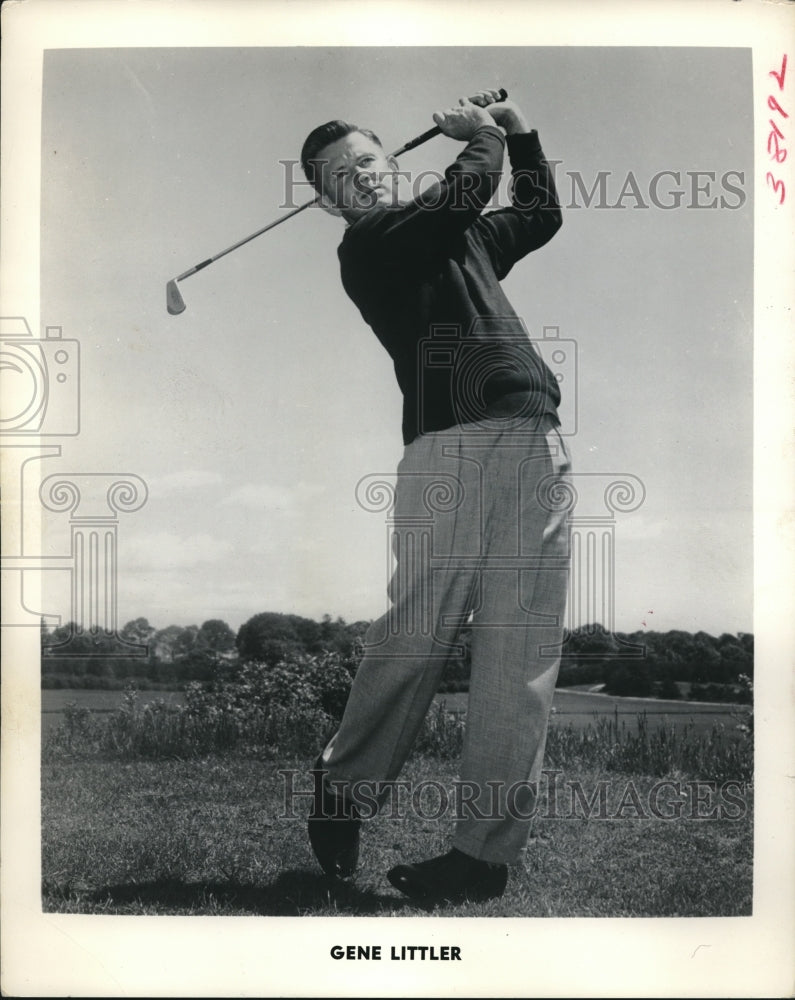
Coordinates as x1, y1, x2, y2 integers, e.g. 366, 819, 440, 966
386, 154, 402, 199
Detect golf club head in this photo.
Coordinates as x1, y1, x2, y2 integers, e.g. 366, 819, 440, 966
166, 279, 186, 315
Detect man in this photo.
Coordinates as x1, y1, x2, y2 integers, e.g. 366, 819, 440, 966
300, 89, 571, 904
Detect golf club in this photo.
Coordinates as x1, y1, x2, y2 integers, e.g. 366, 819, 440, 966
166, 88, 508, 315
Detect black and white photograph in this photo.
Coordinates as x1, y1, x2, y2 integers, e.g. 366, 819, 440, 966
1, 0, 793, 996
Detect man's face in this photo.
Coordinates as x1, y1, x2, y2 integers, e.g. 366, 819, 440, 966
318, 132, 399, 221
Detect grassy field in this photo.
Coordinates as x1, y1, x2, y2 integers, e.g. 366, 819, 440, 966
41, 688, 185, 733
40, 679, 753, 917
42, 753, 752, 918
41, 686, 751, 739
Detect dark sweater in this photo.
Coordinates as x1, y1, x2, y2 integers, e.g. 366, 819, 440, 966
338, 124, 563, 445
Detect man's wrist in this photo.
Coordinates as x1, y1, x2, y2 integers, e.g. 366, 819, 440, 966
501, 110, 531, 135
468, 109, 495, 136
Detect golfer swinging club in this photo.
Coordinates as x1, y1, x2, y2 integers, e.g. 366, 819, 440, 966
301, 88, 571, 904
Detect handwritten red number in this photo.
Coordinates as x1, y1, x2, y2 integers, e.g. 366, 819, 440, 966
769, 119, 785, 141
766, 172, 785, 204
769, 54, 787, 91
767, 55, 788, 203
768, 130, 788, 162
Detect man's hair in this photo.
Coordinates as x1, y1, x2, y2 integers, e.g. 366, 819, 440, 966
300, 120, 383, 193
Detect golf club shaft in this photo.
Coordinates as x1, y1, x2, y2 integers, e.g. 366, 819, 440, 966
174, 199, 316, 282
168, 88, 508, 311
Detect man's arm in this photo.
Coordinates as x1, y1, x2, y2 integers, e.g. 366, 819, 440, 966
350, 97, 506, 255
474, 99, 563, 279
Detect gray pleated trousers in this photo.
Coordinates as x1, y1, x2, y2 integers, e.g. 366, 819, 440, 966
322, 413, 572, 863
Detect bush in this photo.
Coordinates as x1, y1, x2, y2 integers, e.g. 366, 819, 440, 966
43, 655, 754, 784
43, 652, 356, 760
46, 700, 103, 755
688, 681, 748, 704
545, 710, 752, 783
656, 674, 682, 700
604, 661, 653, 697
306, 654, 357, 720
41, 674, 183, 691
733, 674, 754, 735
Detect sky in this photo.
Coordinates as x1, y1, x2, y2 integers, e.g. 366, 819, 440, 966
36, 44, 754, 636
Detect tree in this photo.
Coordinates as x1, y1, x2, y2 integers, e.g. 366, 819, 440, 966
237, 612, 307, 666
689, 631, 721, 683
121, 617, 156, 648
197, 619, 237, 656
153, 625, 186, 663
657, 671, 681, 700
173, 625, 199, 660
317, 614, 368, 658
604, 660, 653, 697
719, 640, 750, 683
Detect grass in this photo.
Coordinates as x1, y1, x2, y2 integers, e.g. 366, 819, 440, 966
41, 685, 752, 739
42, 750, 752, 917
40, 670, 754, 917
546, 712, 751, 783
42, 690, 753, 785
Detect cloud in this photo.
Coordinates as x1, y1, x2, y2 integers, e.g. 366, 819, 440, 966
122, 530, 232, 571
220, 481, 324, 511
147, 469, 224, 496
612, 513, 668, 542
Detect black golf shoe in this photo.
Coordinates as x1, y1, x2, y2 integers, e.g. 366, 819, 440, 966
307, 756, 360, 878
387, 847, 508, 904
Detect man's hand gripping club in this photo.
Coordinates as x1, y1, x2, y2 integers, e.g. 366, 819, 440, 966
432, 89, 530, 140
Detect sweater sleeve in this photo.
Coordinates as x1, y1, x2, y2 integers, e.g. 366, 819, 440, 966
348, 125, 506, 257
473, 130, 562, 280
